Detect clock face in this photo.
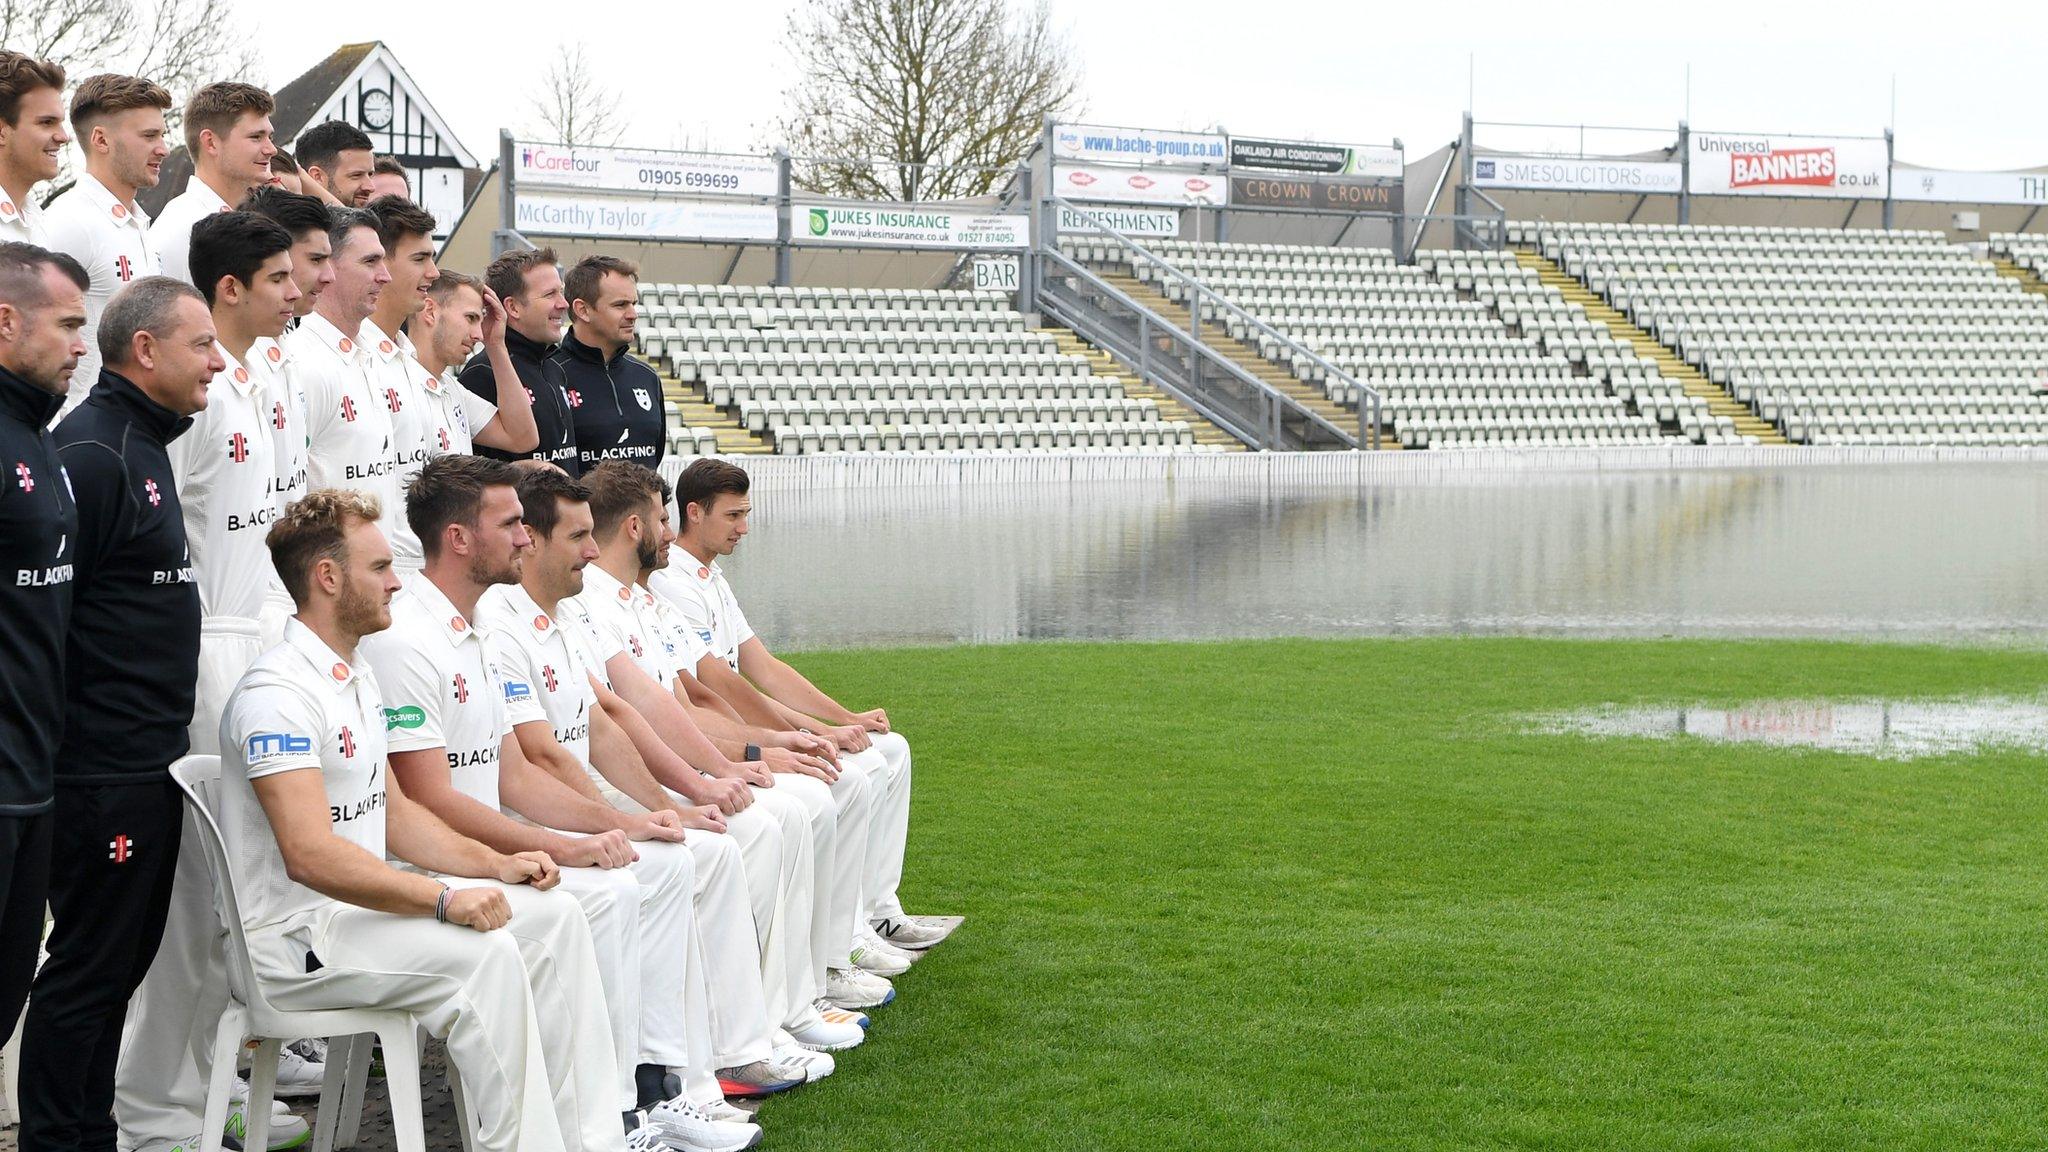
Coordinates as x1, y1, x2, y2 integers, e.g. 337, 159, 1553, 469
360, 88, 393, 131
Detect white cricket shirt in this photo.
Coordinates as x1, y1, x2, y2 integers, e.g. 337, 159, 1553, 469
44, 173, 158, 414
479, 581, 613, 782
574, 563, 671, 686
650, 555, 754, 672
169, 344, 283, 619
149, 177, 232, 285
220, 617, 389, 930
0, 188, 48, 245
286, 313, 397, 510
360, 578, 506, 811
254, 336, 308, 508
362, 321, 444, 565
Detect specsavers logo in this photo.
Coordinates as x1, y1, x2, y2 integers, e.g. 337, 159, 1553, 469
385, 705, 426, 731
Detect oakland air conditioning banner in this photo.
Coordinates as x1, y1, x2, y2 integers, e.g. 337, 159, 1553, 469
1688, 132, 1889, 199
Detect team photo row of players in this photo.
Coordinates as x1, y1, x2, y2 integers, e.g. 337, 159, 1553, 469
0, 47, 948, 1152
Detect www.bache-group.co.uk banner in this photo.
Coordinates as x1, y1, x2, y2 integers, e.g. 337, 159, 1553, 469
1225, 136, 1403, 211
792, 204, 1029, 249
1688, 132, 1889, 199
1051, 123, 1228, 206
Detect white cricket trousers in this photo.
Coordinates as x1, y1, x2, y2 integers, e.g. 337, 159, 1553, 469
773, 769, 874, 975
605, 783, 817, 1033
117, 618, 266, 1149
864, 732, 915, 921
252, 883, 621, 1152
554, 841, 693, 1111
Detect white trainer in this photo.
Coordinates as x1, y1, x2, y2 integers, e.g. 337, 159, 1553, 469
787, 1014, 865, 1052
813, 997, 870, 1029
697, 1098, 757, 1125
824, 966, 895, 1009
270, 1044, 327, 1099
870, 915, 949, 950
858, 927, 919, 965
222, 1083, 310, 1151
849, 934, 911, 977
641, 1098, 763, 1152
772, 1041, 835, 1081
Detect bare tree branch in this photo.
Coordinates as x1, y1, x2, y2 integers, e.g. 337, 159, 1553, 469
526, 43, 626, 148
776, 0, 1083, 202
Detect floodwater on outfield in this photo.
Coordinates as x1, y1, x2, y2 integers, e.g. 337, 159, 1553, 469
711, 461, 2048, 648
1536, 698, 2048, 760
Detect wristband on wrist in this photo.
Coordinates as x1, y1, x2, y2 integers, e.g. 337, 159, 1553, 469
744, 743, 761, 762
434, 883, 453, 923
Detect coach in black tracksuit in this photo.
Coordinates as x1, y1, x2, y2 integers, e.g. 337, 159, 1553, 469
0, 243, 86, 1055
462, 247, 581, 475
21, 278, 211, 1152
552, 254, 664, 473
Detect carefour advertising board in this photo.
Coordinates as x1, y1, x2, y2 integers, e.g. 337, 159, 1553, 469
513, 142, 779, 198
1688, 132, 1889, 199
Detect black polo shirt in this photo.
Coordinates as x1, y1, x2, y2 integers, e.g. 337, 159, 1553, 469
53, 371, 201, 782
459, 327, 580, 475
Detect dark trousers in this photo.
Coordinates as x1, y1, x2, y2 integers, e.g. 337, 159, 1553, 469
0, 807, 53, 1049
19, 780, 185, 1152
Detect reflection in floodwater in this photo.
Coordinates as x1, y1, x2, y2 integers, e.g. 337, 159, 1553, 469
1540, 698, 2048, 760
713, 462, 2048, 649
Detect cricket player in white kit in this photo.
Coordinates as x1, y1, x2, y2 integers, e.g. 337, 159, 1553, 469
126, 211, 319, 1152
480, 468, 866, 1055
575, 462, 895, 1002
284, 208, 398, 524
238, 186, 339, 520
221, 487, 622, 1152
655, 459, 948, 953
356, 455, 765, 1151
411, 269, 538, 459
0, 52, 67, 247
43, 74, 168, 421
151, 82, 276, 285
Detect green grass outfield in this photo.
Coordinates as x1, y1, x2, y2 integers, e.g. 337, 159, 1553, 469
771, 638, 2048, 1151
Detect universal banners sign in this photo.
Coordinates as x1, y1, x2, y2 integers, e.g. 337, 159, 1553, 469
513, 194, 777, 241
1055, 165, 1227, 205
1891, 168, 2048, 205
1055, 204, 1180, 237
513, 143, 779, 198
1051, 123, 1227, 166
793, 204, 1028, 249
1472, 155, 1683, 195
1228, 174, 1399, 211
1229, 137, 1403, 180
1688, 132, 1889, 199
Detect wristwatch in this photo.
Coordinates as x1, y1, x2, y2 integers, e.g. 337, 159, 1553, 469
744, 743, 761, 762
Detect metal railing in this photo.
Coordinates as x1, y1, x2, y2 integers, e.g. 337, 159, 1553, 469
1039, 247, 1368, 450
1046, 197, 1382, 448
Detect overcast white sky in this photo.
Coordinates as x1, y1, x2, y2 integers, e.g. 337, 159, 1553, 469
253, 0, 2048, 170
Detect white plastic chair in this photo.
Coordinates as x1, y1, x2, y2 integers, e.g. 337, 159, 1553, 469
168, 755, 458, 1152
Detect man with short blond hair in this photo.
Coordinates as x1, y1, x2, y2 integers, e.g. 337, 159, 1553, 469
413, 269, 535, 457
0, 53, 67, 244
152, 82, 276, 283
45, 73, 171, 418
